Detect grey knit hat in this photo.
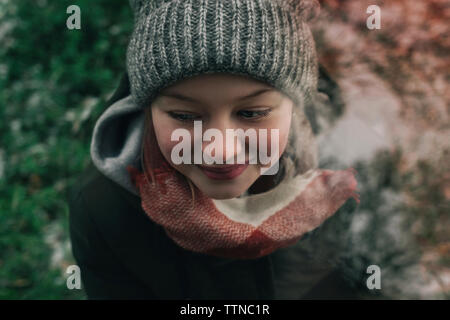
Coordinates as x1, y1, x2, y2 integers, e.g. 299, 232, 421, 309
127, 0, 320, 109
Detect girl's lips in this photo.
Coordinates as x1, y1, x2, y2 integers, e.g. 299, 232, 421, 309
197, 164, 249, 180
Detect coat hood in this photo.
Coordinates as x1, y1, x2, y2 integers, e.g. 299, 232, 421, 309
91, 94, 143, 196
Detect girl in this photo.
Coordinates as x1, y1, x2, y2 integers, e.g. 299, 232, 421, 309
69, 0, 361, 299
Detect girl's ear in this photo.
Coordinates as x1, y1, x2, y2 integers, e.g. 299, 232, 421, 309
277, 0, 321, 22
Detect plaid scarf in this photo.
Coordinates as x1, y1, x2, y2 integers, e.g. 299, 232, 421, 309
127, 136, 360, 260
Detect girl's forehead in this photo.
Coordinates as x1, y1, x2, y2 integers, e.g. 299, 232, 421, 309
156, 73, 284, 108
162, 73, 273, 94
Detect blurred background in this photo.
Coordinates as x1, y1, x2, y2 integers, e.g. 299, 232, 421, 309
0, 0, 448, 299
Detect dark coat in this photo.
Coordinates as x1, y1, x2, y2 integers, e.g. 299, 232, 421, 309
68, 73, 362, 300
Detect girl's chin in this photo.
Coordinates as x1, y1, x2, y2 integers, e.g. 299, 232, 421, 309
176, 164, 261, 199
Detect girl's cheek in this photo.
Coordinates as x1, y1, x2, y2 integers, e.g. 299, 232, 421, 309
152, 120, 180, 161
276, 109, 293, 156
156, 126, 196, 166
159, 133, 183, 163
277, 128, 290, 156
257, 115, 291, 159
261, 128, 289, 158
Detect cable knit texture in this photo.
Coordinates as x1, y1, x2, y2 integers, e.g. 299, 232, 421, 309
127, 0, 318, 109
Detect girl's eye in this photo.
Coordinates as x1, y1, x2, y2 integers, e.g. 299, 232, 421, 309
237, 109, 271, 120
168, 111, 201, 122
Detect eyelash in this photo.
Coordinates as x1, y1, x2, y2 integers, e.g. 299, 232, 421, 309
167, 112, 200, 122
238, 109, 271, 120
168, 109, 272, 122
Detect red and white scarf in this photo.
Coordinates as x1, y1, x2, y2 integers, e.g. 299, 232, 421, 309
127, 136, 360, 260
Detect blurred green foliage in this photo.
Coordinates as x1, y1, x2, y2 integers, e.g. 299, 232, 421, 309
0, 0, 133, 299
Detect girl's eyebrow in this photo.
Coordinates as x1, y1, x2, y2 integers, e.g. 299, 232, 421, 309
160, 88, 275, 104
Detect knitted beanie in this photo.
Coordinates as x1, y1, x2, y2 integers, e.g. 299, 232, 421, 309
126, 0, 320, 109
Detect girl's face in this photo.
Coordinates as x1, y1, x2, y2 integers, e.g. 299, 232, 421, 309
150, 73, 293, 199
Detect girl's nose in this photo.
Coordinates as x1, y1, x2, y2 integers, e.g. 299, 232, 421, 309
201, 127, 245, 164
